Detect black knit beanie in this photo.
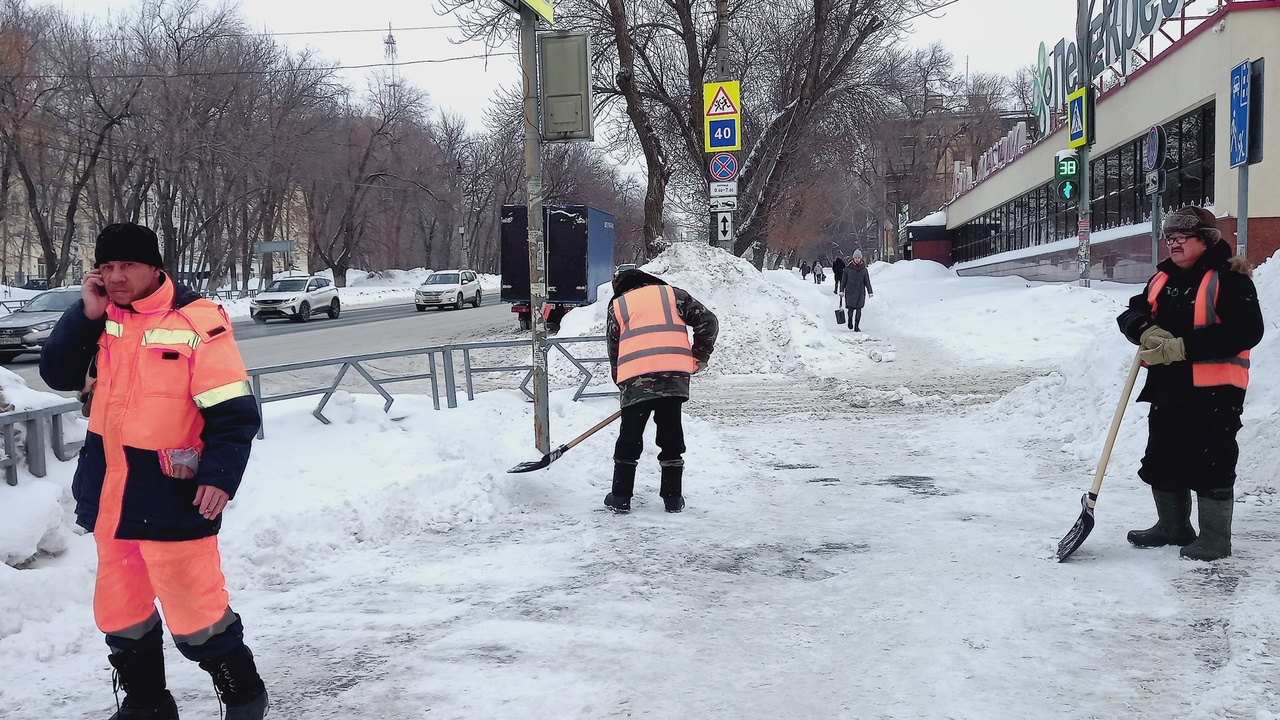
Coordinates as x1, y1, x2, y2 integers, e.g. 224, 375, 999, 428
95, 223, 164, 268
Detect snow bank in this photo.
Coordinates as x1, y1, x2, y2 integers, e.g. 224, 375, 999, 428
555, 242, 872, 376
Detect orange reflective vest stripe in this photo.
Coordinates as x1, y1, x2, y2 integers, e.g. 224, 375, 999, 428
1146, 270, 1250, 388
611, 284, 697, 383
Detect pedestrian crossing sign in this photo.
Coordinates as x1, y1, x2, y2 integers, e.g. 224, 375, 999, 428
1067, 87, 1089, 149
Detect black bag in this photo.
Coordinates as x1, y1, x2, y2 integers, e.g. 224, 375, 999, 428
835, 294, 846, 325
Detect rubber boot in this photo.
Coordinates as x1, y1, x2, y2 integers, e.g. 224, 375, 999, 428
198, 645, 268, 720
1127, 487, 1196, 547
604, 461, 635, 513
1180, 489, 1234, 561
660, 461, 685, 513
107, 643, 180, 720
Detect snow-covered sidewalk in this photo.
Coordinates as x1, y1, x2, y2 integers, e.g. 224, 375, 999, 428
4, 244, 1280, 719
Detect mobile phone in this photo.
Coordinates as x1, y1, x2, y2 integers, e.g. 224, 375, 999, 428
94, 283, 107, 297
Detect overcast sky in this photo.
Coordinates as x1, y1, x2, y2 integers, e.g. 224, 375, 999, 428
41, 0, 1084, 129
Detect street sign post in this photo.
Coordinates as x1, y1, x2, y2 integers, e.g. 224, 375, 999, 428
1145, 124, 1168, 270
1231, 60, 1252, 169
709, 197, 738, 212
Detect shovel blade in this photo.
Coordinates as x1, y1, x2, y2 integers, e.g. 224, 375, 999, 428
507, 445, 568, 474
1056, 492, 1097, 562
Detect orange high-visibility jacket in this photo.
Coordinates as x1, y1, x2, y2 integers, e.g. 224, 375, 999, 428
610, 284, 698, 383
1146, 269, 1250, 389
41, 278, 260, 541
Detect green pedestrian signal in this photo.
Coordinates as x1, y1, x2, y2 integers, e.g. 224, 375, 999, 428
1056, 179, 1078, 202
1056, 158, 1078, 179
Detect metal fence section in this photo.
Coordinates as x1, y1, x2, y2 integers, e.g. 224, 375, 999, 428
247, 335, 616, 438
0, 338, 614, 477
0, 401, 85, 485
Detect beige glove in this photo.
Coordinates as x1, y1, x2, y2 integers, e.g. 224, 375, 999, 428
1139, 324, 1175, 349
1139, 336, 1186, 365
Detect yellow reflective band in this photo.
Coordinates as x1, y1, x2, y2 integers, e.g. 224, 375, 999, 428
142, 328, 201, 348
194, 380, 253, 409
104, 321, 124, 337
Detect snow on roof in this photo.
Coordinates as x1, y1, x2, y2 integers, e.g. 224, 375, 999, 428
905, 210, 947, 228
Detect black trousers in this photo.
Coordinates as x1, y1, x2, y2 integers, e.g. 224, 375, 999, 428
1138, 402, 1242, 492
846, 307, 862, 329
614, 397, 686, 465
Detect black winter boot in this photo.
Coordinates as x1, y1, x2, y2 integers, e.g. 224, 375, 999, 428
1127, 487, 1197, 548
604, 461, 636, 513
199, 645, 268, 720
107, 645, 179, 720
1180, 490, 1234, 561
660, 462, 685, 513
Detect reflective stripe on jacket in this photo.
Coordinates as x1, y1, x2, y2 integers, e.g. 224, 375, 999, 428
610, 284, 698, 383
1147, 269, 1250, 389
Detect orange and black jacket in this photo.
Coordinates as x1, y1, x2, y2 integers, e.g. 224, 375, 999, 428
606, 270, 718, 407
40, 277, 260, 541
1117, 238, 1263, 410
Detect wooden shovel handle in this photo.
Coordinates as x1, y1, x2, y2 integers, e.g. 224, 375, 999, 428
1088, 351, 1143, 498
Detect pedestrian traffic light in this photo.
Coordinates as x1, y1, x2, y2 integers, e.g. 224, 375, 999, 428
1054, 149, 1080, 203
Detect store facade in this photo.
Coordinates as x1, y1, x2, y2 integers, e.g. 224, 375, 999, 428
943, 0, 1280, 283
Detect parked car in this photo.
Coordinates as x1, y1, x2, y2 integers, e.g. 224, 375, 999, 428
614, 263, 637, 277
19, 278, 49, 291
0, 286, 81, 362
416, 270, 482, 311
249, 276, 340, 323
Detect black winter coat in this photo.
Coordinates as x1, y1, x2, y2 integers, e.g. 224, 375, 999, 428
831, 258, 847, 287
1116, 239, 1264, 410
841, 263, 872, 309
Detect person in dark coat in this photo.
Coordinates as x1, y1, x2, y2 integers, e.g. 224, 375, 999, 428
831, 255, 847, 294
800, 262, 810, 279
840, 249, 873, 331
1116, 206, 1264, 561
605, 270, 719, 514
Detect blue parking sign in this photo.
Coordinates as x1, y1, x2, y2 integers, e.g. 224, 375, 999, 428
708, 119, 738, 151
1230, 60, 1251, 168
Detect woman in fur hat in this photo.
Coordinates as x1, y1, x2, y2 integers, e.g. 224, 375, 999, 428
1116, 206, 1264, 561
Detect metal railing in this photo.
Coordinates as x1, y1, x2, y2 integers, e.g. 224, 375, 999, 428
247, 335, 615, 438
0, 401, 85, 485
0, 337, 614, 477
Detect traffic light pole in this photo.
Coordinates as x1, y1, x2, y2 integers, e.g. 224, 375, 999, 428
1075, 0, 1093, 289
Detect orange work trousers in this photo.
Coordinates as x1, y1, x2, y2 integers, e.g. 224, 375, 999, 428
95, 534, 232, 643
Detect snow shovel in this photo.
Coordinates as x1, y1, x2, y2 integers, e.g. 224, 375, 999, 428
835, 293, 846, 325
507, 410, 623, 473
1056, 351, 1143, 562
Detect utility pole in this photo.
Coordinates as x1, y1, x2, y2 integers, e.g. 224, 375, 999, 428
457, 160, 469, 269
1075, 0, 1093, 289
520, 6, 551, 454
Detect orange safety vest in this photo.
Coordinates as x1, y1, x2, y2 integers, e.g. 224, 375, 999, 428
1146, 269, 1250, 389
611, 284, 698, 383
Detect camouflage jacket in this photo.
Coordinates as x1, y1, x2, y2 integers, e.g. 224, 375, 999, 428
607, 271, 719, 408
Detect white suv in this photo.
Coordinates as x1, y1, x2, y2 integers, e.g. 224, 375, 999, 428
416, 270, 482, 311
250, 276, 340, 323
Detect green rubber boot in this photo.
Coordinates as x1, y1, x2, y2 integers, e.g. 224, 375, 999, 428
1127, 487, 1196, 548
1180, 490, 1234, 561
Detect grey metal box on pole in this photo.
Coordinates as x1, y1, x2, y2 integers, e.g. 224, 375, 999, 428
537, 32, 594, 142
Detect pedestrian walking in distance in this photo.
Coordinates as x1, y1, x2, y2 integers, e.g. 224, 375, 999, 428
40, 223, 268, 719
841, 249, 873, 331
1116, 206, 1263, 561
605, 269, 719, 514
831, 255, 846, 295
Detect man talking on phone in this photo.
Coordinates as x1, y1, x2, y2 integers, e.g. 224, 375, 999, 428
41, 223, 268, 719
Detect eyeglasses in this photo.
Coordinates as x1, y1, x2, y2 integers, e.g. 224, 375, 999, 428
1163, 233, 1196, 246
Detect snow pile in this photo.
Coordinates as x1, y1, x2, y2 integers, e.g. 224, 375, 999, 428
871, 259, 1136, 366
555, 243, 872, 376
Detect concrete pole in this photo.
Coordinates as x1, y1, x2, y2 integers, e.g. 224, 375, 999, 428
521, 7, 550, 454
